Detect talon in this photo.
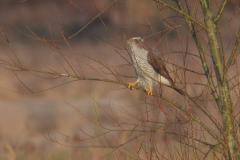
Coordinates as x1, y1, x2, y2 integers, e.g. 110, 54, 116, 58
145, 87, 153, 95
128, 81, 138, 90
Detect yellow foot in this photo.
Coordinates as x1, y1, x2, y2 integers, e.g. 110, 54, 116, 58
145, 87, 153, 95
128, 81, 138, 90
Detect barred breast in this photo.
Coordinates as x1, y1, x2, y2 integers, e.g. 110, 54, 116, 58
130, 45, 158, 89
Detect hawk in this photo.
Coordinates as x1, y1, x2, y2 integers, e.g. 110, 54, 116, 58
127, 37, 183, 95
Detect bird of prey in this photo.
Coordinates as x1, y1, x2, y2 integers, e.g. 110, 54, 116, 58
127, 37, 183, 95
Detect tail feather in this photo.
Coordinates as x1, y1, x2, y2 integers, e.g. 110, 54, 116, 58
173, 87, 185, 95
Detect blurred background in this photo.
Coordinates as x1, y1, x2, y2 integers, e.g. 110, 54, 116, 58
0, 0, 237, 159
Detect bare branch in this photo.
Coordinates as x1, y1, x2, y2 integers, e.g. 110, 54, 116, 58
153, 0, 208, 30
214, 0, 228, 22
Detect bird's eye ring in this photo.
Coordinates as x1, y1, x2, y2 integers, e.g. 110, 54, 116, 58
131, 39, 135, 42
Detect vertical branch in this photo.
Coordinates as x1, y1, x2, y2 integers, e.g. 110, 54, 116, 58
174, 0, 220, 106
200, 0, 239, 158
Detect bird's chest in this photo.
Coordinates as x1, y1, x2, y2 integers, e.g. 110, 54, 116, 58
131, 51, 155, 78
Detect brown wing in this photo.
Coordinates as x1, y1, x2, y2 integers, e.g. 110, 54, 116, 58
138, 42, 174, 85
147, 50, 174, 84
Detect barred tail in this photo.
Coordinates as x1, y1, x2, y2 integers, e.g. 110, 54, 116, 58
173, 87, 185, 95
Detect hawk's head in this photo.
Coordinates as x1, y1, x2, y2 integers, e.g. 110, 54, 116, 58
127, 37, 144, 46
127, 37, 145, 54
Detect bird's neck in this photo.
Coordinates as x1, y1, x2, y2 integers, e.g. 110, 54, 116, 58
131, 45, 148, 56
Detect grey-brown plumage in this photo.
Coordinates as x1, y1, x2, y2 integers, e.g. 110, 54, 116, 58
127, 37, 183, 95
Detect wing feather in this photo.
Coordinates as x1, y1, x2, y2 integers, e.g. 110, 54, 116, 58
138, 43, 174, 85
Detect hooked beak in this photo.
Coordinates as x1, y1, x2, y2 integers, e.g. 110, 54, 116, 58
127, 40, 130, 44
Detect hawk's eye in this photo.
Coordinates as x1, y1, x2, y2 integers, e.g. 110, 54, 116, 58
131, 39, 135, 42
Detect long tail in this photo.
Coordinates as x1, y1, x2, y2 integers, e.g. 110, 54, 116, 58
173, 87, 185, 95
